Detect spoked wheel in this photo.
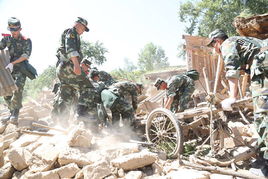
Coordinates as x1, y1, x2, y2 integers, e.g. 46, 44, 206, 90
146, 108, 183, 158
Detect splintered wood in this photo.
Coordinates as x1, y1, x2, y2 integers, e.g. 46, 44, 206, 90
0, 50, 17, 96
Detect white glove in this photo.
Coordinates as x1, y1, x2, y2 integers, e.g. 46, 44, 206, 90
221, 97, 236, 111
5, 63, 13, 72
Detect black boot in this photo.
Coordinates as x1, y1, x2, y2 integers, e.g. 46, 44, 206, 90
10, 109, 19, 124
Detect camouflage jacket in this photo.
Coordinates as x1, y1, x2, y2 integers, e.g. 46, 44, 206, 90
57, 27, 82, 61
101, 89, 118, 109
99, 71, 116, 86
220, 36, 263, 79
0, 33, 32, 62
91, 81, 106, 103
166, 75, 194, 97
109, 81, 138, 110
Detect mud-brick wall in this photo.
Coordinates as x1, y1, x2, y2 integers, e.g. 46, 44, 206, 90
183, 35, 224, 93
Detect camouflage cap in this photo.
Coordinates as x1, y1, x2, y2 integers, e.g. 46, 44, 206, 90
154, 78, 164, 90
185, 69, 199, 81
76, 17, 89, 32
7, 17, 21, 31
90, 69, 99, 79
81, 58, 92, 66
206, 29, 227, 47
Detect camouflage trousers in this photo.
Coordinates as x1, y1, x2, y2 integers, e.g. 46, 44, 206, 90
171, 86, 195, 113
51, 83, 79, 121
253, 111, 268, 159
250, 50, 268, 159
110, 97, 135, 125
4, 70, 26, 111
52, 62, 90, 122
77, 87, 99, 121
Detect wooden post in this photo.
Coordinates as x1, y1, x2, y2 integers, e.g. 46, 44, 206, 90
213, 55, 223, 94
202, 67, 211, 93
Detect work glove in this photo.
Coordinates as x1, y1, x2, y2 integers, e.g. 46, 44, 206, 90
221, 97, 236, 111
5, 63, 13, 72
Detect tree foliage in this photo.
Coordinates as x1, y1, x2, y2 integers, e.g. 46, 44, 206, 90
110, 68, 144, 82
138, 43, 169, 71
179, 0, 268, 36
23, 65, 56, 98
81, 40, 108, 65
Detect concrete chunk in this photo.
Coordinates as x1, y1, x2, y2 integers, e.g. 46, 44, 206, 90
8, 147, 32, 171
2, 131, 19, 141
111, 151, 158, 170
0, 122, 6, 134
0, 162, 15, 179
24, 163, 79, 179
3, 123, 17, 135
10, 134, 40, 148
55, 163, 80, 178
125, 171, 143, 179
23, 170, 59, 179
58, 146, 92, 167
82, 160, 111, 179
68, 127, 92, 148
29, 142, 60, 172
103, 142, 140, 160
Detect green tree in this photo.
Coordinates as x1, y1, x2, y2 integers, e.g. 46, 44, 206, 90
138, 43, 169, 71
110, 68, 144, 82
123, 58, 137, 72
23, 66, 56, 98
179, 0, 268, 36
81, 40, 108, 65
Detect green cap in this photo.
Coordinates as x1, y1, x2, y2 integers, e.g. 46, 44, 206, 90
7, 17, 21, 31
90, 69, 99, 79
206, 29, 227, 47
154, 78, 164, 90
76, 17, 89, 32
185, 69, 199, 81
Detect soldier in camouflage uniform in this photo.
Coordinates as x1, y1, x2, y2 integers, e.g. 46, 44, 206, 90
89, 69, 109, 125
51, 17, 92, 126
110, 81, 143, 112
207, 29, 268, 175
0, 17, 33, 123
101, 82, 141, 126
75, 58, 98, 126
98, 70, 116, 86
154, 70, 199, 113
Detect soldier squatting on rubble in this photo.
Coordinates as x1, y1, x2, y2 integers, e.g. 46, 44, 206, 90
154, 70, 199, 113
207, 29, 268, 176
0, 17, 37, 124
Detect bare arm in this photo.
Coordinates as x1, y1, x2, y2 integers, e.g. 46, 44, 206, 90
70, 57, 81, 75
11, 56, 28, 65
228, 78, 238, 99
164, 96, 174, 110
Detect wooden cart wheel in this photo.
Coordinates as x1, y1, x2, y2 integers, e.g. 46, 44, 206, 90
146, 108, 183, 158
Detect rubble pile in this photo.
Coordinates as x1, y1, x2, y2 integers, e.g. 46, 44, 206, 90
0, 90, 265, 179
